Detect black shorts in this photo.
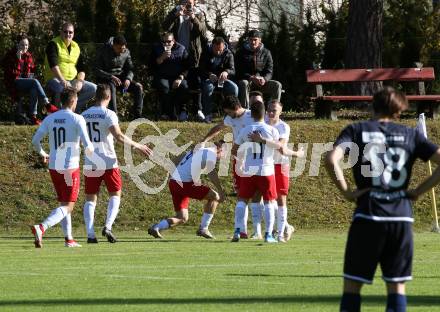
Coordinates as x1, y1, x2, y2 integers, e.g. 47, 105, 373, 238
343, 218, 413, 284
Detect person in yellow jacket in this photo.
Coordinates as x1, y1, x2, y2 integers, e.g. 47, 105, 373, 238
44, 22, 96, 113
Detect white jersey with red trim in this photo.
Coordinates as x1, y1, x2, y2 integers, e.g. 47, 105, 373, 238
171, 147, 217, 183
235, 121, 280, 176
223, 109, 254, 139
82, 106, 119, 170
32, 108, 93, 170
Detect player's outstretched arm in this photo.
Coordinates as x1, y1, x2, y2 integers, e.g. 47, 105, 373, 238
248, 131, 283, 150
407, 148, 440, 200
325, 147, 369, 202
202, 122, 227, 142
109, 124, 152, 157
280, 145, 305, 158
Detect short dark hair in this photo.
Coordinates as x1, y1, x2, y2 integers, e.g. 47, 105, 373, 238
113, 35, 127, 46
372, 86, 408, 118
249, 90, 263, 98
248, 29, 261, 38
214, 139, 225, 149
60, 88, 78, 107
251, 100, 265, 120
269, 99, 283, 107
16, 33, 28, 43
222, 95, 242, 110
95, 84, 111, 102
212, 37, 225, 45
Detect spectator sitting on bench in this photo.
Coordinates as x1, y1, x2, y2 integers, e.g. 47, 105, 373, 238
199, 36, 238, 123
150, 32, 190, 121
235, 29, 282, 108
1, 34, 58, 125
95, 35, 144, 119
44, 22, 97, 113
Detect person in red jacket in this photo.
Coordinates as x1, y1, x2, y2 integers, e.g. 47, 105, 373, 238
1, 34, 57, 125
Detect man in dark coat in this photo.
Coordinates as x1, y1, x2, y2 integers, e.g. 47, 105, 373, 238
199, 37, 238, 123
235, 29, 282, 108
150, 32, 190, 121
95, 35, 143, 118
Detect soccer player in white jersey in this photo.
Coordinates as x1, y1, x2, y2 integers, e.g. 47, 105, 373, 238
148, 141, 226, 239
31, 89, 94, 248
232, 100, 279, 243
202, 95, 254, 238
81, 84, 151, 243
261, 100, 304, 242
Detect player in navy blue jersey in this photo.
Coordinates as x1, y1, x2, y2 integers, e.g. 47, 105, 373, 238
325, 86, 440, 312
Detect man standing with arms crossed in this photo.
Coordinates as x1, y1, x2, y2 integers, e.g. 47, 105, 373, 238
31, 89, 94, 248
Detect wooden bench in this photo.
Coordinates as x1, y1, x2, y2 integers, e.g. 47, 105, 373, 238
306, 66, 440, 120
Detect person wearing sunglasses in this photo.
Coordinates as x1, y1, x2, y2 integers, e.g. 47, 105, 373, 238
149, 32, 190, 121
163, 0, 208, 122
44, 22, 97, 113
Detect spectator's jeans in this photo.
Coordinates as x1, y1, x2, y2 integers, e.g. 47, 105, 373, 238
153, 78, 189, 120
46, 78, 97, 113
238, 79, 282, 108
187, 68, 202, 113
201, 79, 238, 116
98, 78, 144, 118
15, 78, 49, 115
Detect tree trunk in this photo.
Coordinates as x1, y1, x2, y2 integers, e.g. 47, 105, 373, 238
345, 0, 383, 96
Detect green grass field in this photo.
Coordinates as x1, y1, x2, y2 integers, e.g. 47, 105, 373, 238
1, 229, 439, 312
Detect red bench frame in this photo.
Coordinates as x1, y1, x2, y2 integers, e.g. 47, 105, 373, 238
306, 67, 440, 120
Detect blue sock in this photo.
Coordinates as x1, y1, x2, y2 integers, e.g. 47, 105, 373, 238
386, 294, 406, 312
340, 293, 361, 312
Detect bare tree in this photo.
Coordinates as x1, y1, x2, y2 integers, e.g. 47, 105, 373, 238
344, 0, 383, 95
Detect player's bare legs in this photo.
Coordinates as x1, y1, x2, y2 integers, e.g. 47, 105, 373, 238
167, 210, 190, 227
148, 210, 189, 239
340, 263, 407, 311
386, 282, 406, 312
340, 279, 363, 312
387, 282, 405, 294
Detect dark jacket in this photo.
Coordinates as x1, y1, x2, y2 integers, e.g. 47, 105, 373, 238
150, 42, 189, 80
1, 48, 36, 101
199, 43, 235, 80
235, 42, 273, 82
162, 5, 207, 67
95, 37, 134, 81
